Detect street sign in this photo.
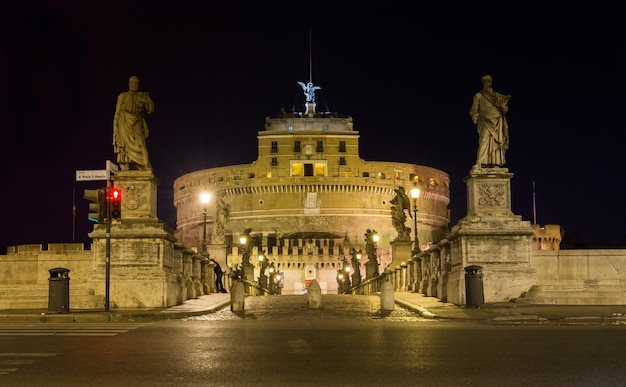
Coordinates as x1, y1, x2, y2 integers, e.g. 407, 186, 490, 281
76, 170, 108, 181
106, 160, 119, 175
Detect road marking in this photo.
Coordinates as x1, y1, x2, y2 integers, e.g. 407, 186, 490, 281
0, 353, 57, 375
0, 323, 150, 336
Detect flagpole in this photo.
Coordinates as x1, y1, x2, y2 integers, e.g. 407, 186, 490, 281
72, 186, 76, 241
532, 181, 537, 225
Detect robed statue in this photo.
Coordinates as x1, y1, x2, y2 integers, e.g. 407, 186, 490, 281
113, 75, 154, 171
469, 75, 511, 168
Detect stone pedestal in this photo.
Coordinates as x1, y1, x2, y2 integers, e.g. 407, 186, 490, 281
243, 262, 255, 283
365, 261, 379, 279
113, 170, 159, 219
207, 243, 227, 268
390, 241, 412, 268
447, 166, 536, 304
88, 170, 181, 308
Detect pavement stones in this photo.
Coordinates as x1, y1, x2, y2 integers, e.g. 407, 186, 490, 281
1, 291, 626, 325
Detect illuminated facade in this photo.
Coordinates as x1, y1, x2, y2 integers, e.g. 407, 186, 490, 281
173, 91, 451, 294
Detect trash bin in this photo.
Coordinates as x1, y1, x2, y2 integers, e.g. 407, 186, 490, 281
48, 267, 70, 313
464, 265, 484, 306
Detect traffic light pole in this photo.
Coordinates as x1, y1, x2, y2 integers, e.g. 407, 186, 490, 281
105, 180, 111, 312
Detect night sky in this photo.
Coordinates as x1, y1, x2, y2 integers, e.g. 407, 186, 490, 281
1, 1, 624, 248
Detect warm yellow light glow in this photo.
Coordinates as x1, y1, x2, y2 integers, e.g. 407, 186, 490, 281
345, 267, 351, 273
200, 192, 211, 204
356, 253, 361, 260
410, 187, 420, 199
373, 234, 379, 243
258, 255, 264, 262
292, 163, 303, 176
314, 163, 326, 176
240, 236, 247, 245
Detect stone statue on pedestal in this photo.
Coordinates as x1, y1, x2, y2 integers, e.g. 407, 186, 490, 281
469, 75, 511, 168
390, 186, 412, 242
212, 196, 230, 244
113, 75, 154, 171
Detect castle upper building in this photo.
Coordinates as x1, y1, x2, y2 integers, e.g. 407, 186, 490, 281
173, 88, 451, 293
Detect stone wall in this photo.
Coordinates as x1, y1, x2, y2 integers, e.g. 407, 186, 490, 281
0, 243, 98, 309
0, 241, 213, 310
518, 249, 626, 304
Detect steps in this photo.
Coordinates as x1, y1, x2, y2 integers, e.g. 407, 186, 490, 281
517, 281, 626, 305
0, 286, 105, 310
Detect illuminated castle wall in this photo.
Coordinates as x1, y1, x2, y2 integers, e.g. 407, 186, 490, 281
173, 102, 451, 294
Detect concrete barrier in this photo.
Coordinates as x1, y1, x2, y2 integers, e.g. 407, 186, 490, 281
380, 280, 395, 311
230, 281, 245, 311
306, 280, 321, 308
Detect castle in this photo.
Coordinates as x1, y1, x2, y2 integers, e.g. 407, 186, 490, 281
173, 86, 450, 294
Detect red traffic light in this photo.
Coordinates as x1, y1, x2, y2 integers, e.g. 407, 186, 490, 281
111, 188, 121, 200
110, 187, 122, 219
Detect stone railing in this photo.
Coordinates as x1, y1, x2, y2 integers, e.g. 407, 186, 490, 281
351, 239, 452, 301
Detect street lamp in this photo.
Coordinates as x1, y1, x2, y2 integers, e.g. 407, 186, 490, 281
200, 192, 211, 257
258, 252, 268, 288
410, 187, 420, 253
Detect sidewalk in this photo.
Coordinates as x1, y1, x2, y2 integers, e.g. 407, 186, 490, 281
1, 292, 626, 324
393, 292, 626, 325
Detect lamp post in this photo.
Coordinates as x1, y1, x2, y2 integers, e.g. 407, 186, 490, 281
258, 252, 268, 288
239, 235, 248, 280
200, 192, 211, 257
410, 187, 420, 254
268, 263, 276, 293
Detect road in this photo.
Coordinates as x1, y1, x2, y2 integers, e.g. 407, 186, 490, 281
2, 295, 625, 386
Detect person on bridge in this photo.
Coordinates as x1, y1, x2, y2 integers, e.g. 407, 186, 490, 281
211, 258, 227, 293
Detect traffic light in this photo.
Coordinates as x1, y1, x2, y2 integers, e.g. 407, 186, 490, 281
83, 189, 105, 223
110, 187, 122, 219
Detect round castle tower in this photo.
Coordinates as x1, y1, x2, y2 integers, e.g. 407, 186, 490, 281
173, 83, 450, 293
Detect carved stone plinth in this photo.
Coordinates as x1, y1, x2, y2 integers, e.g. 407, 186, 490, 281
88, 217, 179, 308
113, 170, 159, 219
87, 170, 182, 308
447, 167, 537, 304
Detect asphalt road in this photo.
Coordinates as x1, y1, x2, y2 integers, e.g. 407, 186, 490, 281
2, 296, 625, 386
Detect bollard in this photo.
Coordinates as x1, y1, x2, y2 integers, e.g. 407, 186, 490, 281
230, 281, 245, 311
380, 280, 395, 311
306, 280, 322, 309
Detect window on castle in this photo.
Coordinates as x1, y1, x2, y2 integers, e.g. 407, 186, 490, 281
339, 157, 346, 165
271, 141, 278, 153
316, 141, 323, 152
339, 141, 346, 152
292, 163, 303, 176
294, 141, 301, 153
363, 172, 370, 177
304, 163, 314, 176
291, 161, 326, 177
271, 157, 278, 166
314, 163, 326, 176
